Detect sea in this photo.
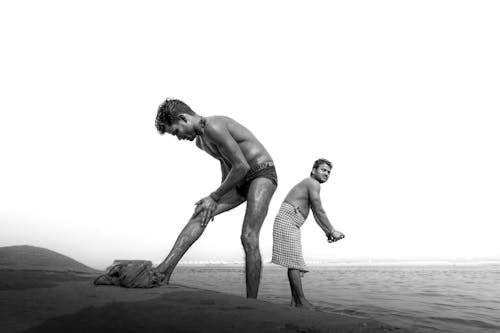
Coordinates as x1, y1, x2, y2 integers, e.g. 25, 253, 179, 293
171, 263, 500, 333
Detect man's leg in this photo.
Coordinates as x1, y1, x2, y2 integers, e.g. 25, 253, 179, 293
287, 268, 313, 309
288, 270, 298, 306
241, 178, 277, 298
156, 190, 245, 283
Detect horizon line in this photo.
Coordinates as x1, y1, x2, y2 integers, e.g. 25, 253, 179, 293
173, 258, 500, 266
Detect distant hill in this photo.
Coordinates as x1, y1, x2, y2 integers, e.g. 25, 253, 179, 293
0, 245, 101, 274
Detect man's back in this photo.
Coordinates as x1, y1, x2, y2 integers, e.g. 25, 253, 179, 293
283, 178, 316, 220
196, 116, 273, 167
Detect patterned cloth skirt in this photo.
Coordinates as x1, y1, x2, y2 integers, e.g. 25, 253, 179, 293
271, 201, 308, 272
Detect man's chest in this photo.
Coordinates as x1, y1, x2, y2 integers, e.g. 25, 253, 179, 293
196, 136, 223, 160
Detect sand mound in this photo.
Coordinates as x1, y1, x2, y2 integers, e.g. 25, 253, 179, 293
0, 245, 100, 274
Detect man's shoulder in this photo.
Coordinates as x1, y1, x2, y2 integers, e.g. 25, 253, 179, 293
206, 115, 232, 123
205, 116, 229, 133
294, 178, 316, 190
301, 177, 317, 185
302, 177, 320, 191
204, 116, 246, 141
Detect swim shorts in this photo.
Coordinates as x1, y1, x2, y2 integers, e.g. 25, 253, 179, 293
236, 161, 278, 197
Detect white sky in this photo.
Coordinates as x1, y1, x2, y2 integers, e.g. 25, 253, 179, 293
1, 1, 499, 270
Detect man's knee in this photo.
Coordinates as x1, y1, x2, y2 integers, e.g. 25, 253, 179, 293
240, 230, 259, 251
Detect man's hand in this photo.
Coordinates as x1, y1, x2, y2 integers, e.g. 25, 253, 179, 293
326, 230, 345, 243
192, 196, 218, 227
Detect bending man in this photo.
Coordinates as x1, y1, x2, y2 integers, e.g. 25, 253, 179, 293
155, 98, 278, 299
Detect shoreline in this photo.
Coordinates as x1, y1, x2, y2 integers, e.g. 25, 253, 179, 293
0, 269, 407, 333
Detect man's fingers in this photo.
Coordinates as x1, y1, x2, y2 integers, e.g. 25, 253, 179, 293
207, 209, 215, 225
204, 209, 213, 227
196, 203, 216, 227
201, 211, 208, 226
202, 209, 216, 227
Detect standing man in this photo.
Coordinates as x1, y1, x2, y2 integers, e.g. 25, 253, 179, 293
154, 98, 278, 299
272, 158, 344, 308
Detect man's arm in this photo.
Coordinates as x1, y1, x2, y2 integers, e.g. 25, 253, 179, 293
220, 160, 230, 184
309, 181, 344, 242
309, 180, 335, 235
206, 123, 249, 199
193, 122, 249, 226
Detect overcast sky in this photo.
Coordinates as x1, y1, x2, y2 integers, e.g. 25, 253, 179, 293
1, 1, 499, 270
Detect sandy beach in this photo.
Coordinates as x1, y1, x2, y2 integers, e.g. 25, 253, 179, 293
0, 269, 407, 333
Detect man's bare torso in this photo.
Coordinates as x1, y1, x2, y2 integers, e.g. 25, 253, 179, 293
283, 178, 315, 220
195, 116, 273, 168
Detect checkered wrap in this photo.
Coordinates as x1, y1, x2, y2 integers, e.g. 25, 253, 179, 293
271, 202, 308, 272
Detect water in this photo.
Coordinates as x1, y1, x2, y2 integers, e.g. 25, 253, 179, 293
171, 264, 500, 333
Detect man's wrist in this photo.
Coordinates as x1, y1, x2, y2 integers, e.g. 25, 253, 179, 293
210, 192, 221, 202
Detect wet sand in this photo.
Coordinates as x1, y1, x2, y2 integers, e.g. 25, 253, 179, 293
0, 270, 406, 333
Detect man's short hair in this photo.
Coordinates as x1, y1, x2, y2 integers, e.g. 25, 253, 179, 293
311, 158, 332, 176
155, 98, 196, 135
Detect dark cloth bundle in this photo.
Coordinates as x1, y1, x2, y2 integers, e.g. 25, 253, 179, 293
93, 260, 164, 288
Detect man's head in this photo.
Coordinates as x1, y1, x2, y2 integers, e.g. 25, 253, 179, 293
310, 158, 332, 183
155, 98, 198, 141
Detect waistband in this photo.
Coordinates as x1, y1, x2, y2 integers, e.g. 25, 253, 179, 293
283, 201, 305, 220
248, 161, 274, 174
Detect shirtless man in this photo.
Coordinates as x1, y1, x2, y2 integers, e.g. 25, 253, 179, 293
154, 98, 277, 298
271, 158, 344, 308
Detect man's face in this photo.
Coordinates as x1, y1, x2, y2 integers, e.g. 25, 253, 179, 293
166, 118, 196, 141
312, 163, 331, 183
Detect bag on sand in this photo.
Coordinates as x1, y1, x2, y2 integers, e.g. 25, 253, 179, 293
93, 260, 164, 288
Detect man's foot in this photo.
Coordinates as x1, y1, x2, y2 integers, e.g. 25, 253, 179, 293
160, 274, 171, 285
295, 299, 314, 310
152, 269, 170, 285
